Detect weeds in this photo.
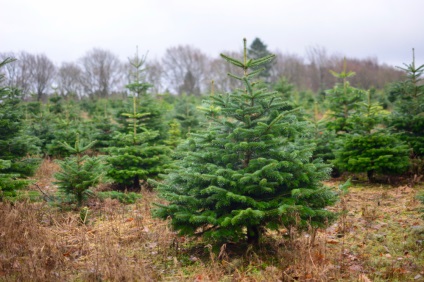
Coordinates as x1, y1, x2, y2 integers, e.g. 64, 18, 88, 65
1, 159, 423, 281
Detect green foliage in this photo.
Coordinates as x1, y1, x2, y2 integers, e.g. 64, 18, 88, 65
106, 130, 171, 189
326, 59, 366, 133
54, 135, 104, 206
164, 119, 182, 148
248, 37, 274, 81
309, 103, 336, 165
389, 49, 424, 160
327, 63, 410, 182
0, 57, 40, 200
153, 39, 337, 245
106, 50, 171, 190
172, 94, 204, 136
333, 132, 410, 181
97, 191, 142, 204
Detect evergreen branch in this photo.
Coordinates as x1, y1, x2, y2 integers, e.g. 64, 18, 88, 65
220, 53, 245, 68
249, 54, 275, 67
243, 77, 253, 95
227, 72, 243, 81
246, 68, 265, 79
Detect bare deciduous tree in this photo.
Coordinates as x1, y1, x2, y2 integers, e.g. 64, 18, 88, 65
162, 45, 209, 95
209, 50, 244, 93
31, 54, 56, 101
79, 48, 123, 98
306, 45, 334, 93
0, 51, 35, 99
145, 59, 165, 94
57, 62, 83, 98
271, 51, 309, 90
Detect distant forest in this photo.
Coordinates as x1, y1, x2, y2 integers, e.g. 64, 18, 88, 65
0, 38, 404, 101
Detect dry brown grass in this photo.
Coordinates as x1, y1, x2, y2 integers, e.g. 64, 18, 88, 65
30, 157, 60, 195
1, 160, 423, 281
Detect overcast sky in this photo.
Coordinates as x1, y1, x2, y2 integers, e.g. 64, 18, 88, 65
1, 0, 424, 68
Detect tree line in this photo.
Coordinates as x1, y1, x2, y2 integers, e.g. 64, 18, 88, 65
0, 38, 403, 100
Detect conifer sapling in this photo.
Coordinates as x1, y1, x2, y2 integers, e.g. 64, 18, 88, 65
54, 134, 104, 206
153, 39, 337, 244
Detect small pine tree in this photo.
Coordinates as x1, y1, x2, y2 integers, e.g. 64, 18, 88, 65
334, 90, 410, 182
54, 135, 104, 206
106, 49, 171, 190
153, 39, 337, 244
173, 94, 204, 136
326, 59, 366, 133
310, 102, 336, 165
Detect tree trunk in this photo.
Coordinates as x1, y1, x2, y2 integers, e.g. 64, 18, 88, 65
247, 225, 260, 245
133, 175, 140, 190
367, 170, 375, 182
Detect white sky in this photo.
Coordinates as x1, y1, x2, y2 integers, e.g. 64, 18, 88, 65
1, 0, 423, 67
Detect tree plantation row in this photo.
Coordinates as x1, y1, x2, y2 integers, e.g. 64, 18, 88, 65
1, 39, 423, 245
0, 38, 403, 100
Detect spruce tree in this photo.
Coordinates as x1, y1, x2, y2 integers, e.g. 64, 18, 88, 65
333, 91, 410, 182
326, 59, 366, 134
54, 135, 104, 206
389, 49, 424, 165
153, 39, 337, 244
106, 50, 171, 190
0, 58, 40, 199
172, 94, 204, 136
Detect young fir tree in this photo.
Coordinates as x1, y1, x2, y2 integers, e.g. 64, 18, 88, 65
153, 39, 337, 244
0, 58, 41, 199
54, 135, 104, 206
389, 49, 424, 163
89, 99, 119, 152
172, 94, 204, 137
333, 90, 410, 182
106, 50, 171, 190
164, 119, 182, 149
310, 102, 336, 165
326, 59, 366, 134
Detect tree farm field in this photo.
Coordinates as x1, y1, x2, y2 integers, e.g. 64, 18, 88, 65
1, 38, 424, 282
0, 158, 423, 282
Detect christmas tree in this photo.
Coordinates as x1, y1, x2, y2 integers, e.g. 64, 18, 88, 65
106, 49, 171, 190
333, 90, 410, 182
153, 39, 337, 244
389, 49, 424, 175
54, 135, 104, 206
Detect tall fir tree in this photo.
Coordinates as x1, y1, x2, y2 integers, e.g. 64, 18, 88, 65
106, 50, 171, 190
153, 39, 337, 244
